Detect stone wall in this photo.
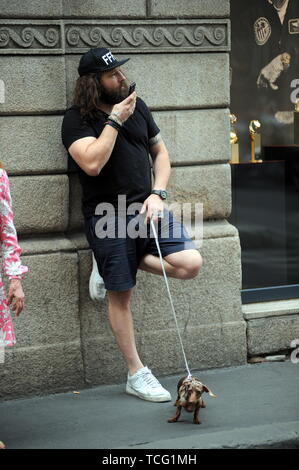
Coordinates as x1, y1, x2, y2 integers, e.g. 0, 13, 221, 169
0, 0, 247, 399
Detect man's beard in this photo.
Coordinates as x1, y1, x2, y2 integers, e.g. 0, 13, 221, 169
100, 82, 129, 105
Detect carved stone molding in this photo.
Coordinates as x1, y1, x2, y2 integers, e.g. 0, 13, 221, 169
0, 21, 63, 54
65, 20, 229, 53
0, 20, 229, 55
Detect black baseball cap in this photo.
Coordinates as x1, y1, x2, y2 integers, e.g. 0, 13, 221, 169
78, 47, 130, 77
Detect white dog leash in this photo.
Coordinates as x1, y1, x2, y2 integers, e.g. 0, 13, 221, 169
150, 216, 192, 380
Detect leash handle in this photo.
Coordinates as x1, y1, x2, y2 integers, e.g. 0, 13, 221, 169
150, 217, 192, 380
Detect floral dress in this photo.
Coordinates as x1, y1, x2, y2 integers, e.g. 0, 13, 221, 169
0, 169, 28, 346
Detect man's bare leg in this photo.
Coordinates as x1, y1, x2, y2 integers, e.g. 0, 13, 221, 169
139, 249, 202, 280
107, 289, 143, 376
107, 288, 171, 401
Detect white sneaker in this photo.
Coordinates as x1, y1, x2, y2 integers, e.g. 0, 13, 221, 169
89, 252, 106, 301
126, 366, 171, 402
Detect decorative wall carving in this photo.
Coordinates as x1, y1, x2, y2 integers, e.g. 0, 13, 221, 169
65, 21, 229, 53
0, 26, 60, 48
0, 21, 62, 54
0, 20, 229, 54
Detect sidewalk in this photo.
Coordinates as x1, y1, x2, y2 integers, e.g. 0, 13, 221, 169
0, 361, 298, 449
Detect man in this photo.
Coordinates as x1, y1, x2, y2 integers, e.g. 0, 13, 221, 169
62, 48, 202, 402
231, 0, 299, 158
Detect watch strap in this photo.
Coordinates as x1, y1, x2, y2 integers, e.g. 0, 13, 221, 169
151, 189, 167, 200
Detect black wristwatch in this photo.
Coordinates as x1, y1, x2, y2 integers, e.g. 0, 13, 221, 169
151, 189, 168, 200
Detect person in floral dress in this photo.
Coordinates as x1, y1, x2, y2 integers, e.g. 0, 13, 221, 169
0, 166, 27, 450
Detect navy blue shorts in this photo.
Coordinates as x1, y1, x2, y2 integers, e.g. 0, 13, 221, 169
84, 209, 196, 291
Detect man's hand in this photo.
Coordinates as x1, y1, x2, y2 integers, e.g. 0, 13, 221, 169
140, 194, 164, 224
111, 91, 137, 124
8, 279, 25, 317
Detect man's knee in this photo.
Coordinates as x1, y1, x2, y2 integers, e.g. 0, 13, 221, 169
107, 289, 132, 308
183, 251, 202, 279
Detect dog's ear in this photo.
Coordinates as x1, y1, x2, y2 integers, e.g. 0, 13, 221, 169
203, 384, 217, 398
194, 384, 204, 393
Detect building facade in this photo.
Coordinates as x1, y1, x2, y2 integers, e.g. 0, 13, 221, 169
0, 0, 248, 399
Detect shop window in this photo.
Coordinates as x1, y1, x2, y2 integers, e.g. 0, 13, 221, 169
229, 0, 299, 303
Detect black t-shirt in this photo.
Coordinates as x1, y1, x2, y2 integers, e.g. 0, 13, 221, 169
61, 97, 160, 218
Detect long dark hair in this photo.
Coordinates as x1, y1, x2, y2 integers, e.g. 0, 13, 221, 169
73, 72, 106, 122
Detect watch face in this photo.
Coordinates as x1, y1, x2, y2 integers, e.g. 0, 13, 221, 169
161, 190, 167, 199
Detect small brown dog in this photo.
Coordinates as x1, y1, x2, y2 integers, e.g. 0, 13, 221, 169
168, 376, 217, 425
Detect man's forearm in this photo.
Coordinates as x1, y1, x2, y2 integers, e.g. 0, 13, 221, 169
152, 150, 171, 190
85, 124, 119, 175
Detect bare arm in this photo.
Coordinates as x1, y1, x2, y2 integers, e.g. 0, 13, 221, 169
68, 92, 137, 176
68, 126, 118, 176
149, 133, 171, 190
141, 134, 171, 223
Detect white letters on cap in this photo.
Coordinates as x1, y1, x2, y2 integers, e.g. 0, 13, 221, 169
102, 52, 115, 65
0, 80, 5, 104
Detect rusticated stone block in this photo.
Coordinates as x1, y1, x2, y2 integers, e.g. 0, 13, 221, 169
149, 0, 230, 18
139, 322, 246, 377
247, 315, 299, 356
167, 164, 231, 220
63, 0, 147, 18
68, 172, 84, 231
0, 116, 66, 174
81, 336, 127, 386
242, 299, 299, 321
9, 175, 69, 234
0, 342, 84, 399
132, 232, 242, 333
0, 251, 84, 398
11, 253, 80, 346
203, 219, 238, 239
19, 234, 76, 255
0, 0, 63, 18
152, 109, 230, 164
65, 53, 229, 109
0, 56, 66, 113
